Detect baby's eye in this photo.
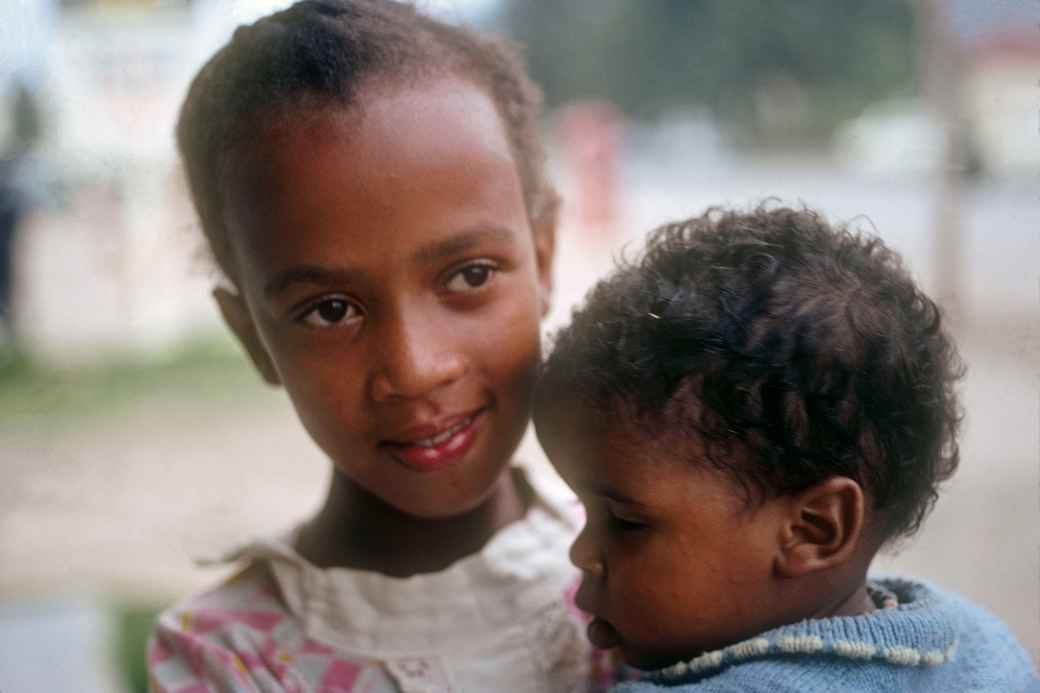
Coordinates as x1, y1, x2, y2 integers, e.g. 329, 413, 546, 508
600, 499, 647, 533
607, 513, 646, 533
298, 297, 361, 328
444, 262, 497, 293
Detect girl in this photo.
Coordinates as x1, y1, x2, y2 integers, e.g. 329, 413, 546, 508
148, 2, 604, 690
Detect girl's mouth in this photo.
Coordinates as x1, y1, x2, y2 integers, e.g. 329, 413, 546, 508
382, 410, 485, 472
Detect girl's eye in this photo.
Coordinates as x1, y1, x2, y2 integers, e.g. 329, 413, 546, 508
445, 263, 496, 293
299, 297, 360, 328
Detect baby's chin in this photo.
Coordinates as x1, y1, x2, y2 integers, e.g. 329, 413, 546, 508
593, 620, 747, 670
618, 640, 714, 672
625, 651, 696, 672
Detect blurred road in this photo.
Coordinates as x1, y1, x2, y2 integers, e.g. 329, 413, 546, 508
1, 156, 1037, 677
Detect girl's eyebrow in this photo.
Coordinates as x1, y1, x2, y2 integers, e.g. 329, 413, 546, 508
262, 227, 515, 299
411, 225, 515, 264
263, 265, 364, 299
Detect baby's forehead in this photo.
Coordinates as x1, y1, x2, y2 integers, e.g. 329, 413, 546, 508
536, 393, 682, 458
536, 390, 760, 482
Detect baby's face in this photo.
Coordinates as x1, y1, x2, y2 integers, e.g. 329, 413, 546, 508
535, 402, 789, 669
219, 78, 553, 518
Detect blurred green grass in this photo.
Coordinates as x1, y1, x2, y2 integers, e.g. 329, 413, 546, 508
0, 336, 264, 430
0, 339, 262, 689
114, 602, 163, 693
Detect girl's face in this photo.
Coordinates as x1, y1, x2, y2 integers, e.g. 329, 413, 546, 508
219, 79, 553, 518
534, 403, 787, 670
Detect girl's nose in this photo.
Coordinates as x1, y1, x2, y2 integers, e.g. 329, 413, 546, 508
369, 311, 468, 402
568, 524, 605, 577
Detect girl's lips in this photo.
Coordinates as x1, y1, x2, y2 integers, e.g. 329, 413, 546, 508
382, 409, 485, 472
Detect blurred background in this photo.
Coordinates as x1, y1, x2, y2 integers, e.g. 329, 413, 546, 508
0, 0, 1037, 689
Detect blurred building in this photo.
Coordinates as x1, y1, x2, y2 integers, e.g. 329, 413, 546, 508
6, 0, 492, 366
8, 0, 1037, 364
965, 28, 1040, 177
834, 1, 1040, 180
6, 0, 298, 366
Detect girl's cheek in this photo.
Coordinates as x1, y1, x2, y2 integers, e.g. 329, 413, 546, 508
466, 293, 540, 356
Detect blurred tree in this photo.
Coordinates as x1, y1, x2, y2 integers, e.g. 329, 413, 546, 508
498, 0, 916, 141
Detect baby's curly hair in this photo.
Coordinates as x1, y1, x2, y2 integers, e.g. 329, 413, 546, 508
177, 0, 554, 280
540, 204, 965, 542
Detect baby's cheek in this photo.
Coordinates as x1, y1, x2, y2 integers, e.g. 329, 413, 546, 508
612, 552, 681, 624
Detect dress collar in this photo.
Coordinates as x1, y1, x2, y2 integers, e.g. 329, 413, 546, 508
214, 464, 583, 654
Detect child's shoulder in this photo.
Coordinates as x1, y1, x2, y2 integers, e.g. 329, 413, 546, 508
146, 556, 465, 692
149, 560, 341, 692
154, 559, 286, 628
151, 536, 303, 637
923, 578, 1037, 683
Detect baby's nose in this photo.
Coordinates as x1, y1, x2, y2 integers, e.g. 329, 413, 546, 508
569, 525, 605, 577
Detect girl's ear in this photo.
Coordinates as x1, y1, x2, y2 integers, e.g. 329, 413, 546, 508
775, 476, 865, 578
212, 287, 281, 386
532, 201, 558, 318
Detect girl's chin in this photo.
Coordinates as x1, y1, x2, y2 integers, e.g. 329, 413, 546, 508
388, 469, 518, 520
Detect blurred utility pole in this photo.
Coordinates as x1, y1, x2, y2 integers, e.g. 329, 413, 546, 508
918, 0, 967, 318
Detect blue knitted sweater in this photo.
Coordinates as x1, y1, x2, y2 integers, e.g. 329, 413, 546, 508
615, 578, 1036, 692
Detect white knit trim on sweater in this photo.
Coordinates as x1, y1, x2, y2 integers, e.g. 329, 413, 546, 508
654, 636, 960, 682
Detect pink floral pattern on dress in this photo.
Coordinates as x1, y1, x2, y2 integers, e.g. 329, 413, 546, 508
149, 562, 613, 692
149, 566, 384, 692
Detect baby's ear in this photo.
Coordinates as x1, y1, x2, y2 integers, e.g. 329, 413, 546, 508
775, 476, 865, 578
213, 287, 281, 386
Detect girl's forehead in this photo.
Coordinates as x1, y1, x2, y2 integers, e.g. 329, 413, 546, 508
219, 78, 530, 290
225, 78, 511, 191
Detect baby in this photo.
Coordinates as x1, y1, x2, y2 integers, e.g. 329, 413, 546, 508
533, 205, 1036, 691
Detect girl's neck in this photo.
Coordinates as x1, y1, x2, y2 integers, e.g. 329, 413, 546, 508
295, 468, 531, 577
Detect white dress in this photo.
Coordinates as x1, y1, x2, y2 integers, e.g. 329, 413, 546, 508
148, 467, 612, 693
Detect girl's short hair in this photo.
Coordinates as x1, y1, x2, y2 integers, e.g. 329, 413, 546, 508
540, 204, 965, 542
177, 0, 555, 277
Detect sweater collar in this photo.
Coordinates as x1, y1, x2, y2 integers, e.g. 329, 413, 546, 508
648, 578, 958, 684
